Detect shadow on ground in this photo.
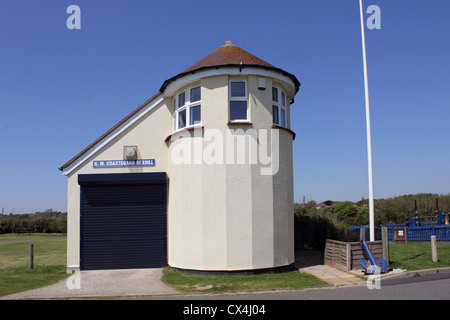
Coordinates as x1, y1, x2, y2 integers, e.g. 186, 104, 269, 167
295, 250, 325, 267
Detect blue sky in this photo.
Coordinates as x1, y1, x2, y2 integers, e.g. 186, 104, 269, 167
0, 0, 449, 213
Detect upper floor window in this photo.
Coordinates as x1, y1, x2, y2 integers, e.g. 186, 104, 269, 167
229, 80, 248, 121
173, 85, 201, 131
272, 86, 286, 127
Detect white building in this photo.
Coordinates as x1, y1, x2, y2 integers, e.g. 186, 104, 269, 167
59, 41, 300, 274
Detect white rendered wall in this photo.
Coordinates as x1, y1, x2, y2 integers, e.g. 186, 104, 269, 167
65, 72, 295, 272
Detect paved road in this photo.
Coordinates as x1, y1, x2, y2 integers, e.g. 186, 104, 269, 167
141, 273, 450, 300
123, 275, 449, 318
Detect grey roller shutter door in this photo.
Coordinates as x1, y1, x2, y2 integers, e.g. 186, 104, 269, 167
80, 182, 167, 270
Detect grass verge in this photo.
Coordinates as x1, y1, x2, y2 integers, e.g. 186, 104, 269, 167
0, 265, 68, 297
389, 242, 450, 271
161, 268, 328, 293
0, 233, 68, 297
2, 234, 449, 297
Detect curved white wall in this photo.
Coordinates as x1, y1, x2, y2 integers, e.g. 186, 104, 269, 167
65, 71, 295, 272
167, 74, 295, 271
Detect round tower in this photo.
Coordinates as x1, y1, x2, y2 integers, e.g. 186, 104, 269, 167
164, 41, 300, 274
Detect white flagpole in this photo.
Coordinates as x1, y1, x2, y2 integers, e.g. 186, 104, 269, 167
359, 0, 375, 242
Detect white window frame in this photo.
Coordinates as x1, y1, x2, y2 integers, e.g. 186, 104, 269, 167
173, 85, 201, 132
272, 85, 287, 128
229, 79, 248, 122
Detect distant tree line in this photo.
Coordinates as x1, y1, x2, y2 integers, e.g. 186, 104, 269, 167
0, 210, 67, 234
294, 193, 450, 250
3, 193, 449, 249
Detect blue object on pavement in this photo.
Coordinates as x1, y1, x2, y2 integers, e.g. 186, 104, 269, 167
359, 239, 389, 274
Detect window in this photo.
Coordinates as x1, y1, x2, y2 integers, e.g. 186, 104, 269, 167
272, 86, 287, 127
173, 85, 201, 131
272, 105, 279, 124
229, 80, 248, 121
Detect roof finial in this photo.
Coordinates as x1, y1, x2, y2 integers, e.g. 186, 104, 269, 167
223, 40, 234, 47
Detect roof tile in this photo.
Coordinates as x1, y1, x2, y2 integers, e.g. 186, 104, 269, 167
182, 40, 274, 73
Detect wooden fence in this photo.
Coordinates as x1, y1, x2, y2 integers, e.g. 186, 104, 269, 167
324, 240, 350, 272
324, 239, 387, 272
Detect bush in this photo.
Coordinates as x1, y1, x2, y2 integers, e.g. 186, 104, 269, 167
293, 193, 450, 251
294, 213, 338, 251
0, 211, 66, 234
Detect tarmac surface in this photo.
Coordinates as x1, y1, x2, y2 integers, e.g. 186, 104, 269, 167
2, 250, 449, 300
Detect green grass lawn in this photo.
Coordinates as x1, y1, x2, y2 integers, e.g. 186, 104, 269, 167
0, 233, 68, 297
2, 233, 450, 297
161, 268, 328, 293
1, 233, 327, 296
389, 242, 450, 271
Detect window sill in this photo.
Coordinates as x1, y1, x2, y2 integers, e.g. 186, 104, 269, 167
165, 125, 204, 143
227, 121, 253, 125
272, 124, 296, 140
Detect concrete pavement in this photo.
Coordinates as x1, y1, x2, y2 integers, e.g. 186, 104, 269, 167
0, 268, 179, 300
1, 250, 372, 299
1, 265, 365, 300
297, 264, 367, 286
295, 250, 450, 288
295, 250, 367, 287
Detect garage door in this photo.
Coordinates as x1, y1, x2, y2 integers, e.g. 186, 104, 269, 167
79, 173, 167, 270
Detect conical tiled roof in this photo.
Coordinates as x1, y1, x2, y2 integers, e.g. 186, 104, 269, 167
160, 41, 300, 93
182, 40, 275, 73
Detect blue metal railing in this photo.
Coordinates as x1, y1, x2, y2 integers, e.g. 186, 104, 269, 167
407, 225, 450, 242
349, 224, 450, 243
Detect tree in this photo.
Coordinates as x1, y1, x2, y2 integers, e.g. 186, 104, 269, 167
332, 201, 358, 225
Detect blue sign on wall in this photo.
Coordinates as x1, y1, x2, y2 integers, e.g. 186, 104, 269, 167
93, 159, 155, 168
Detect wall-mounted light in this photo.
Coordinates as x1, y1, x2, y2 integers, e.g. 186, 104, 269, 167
123, 145, 138, 160
258, 77, 266, 90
